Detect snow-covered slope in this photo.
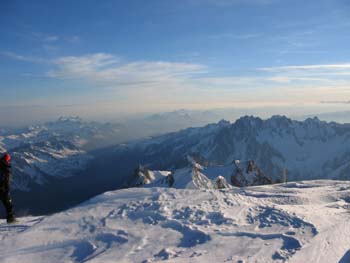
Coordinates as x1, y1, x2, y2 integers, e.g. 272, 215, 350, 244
0, 116, 122, 151
0, 117, 124, 191
12, 139, 92, 191
113, 115, 350, 182
0, 180, 349, 263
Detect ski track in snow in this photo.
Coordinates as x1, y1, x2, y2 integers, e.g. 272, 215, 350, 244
0, 180, 350, 263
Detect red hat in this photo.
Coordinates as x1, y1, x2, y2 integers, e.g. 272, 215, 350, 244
3, 153, 11, 163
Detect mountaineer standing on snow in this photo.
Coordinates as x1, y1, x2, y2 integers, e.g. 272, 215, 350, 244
0, 153, 16, 223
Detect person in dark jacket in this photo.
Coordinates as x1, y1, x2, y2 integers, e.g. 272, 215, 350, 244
0, 153, 15, 223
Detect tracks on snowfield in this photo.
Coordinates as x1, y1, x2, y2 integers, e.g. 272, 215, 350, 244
0, 180, 349, 263
100, 186, 319, 262
0, 217, 44, 241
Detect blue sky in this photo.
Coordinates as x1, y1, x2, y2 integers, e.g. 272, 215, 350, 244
1, 0, 350, 125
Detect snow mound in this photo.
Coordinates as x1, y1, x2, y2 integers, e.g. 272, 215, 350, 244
0, 180, 350, 262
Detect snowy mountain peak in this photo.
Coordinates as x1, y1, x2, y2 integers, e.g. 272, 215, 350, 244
57, 116, 84, 123
302, 116, 325, 128
232, 159, 273, 187
187, 155, 204, 170
217, 119, 230, 126
267, 115, 293, 128
235, 115, 263, 127
130, 158, 272, 190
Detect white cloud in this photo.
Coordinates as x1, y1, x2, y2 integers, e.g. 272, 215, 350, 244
259, 63, 350, 84
42, 54, 350, 109
48, 53, 207, 89
46, 53, 278, 111
3, 50, 350, 111
267, 76, 331, 83
260, 64, 350, 71
1, 51, 48, 64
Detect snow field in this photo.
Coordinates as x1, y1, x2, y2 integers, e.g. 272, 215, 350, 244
0, 180, 349, 263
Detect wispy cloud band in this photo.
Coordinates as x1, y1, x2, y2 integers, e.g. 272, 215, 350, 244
2, 51, 350, 109
260, 64, 350, 71
48, 53, 206, 88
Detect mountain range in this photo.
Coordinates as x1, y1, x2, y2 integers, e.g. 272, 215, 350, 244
0, 116, 124, 191
110, 115, 350, 185
2, 114, 350, 216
